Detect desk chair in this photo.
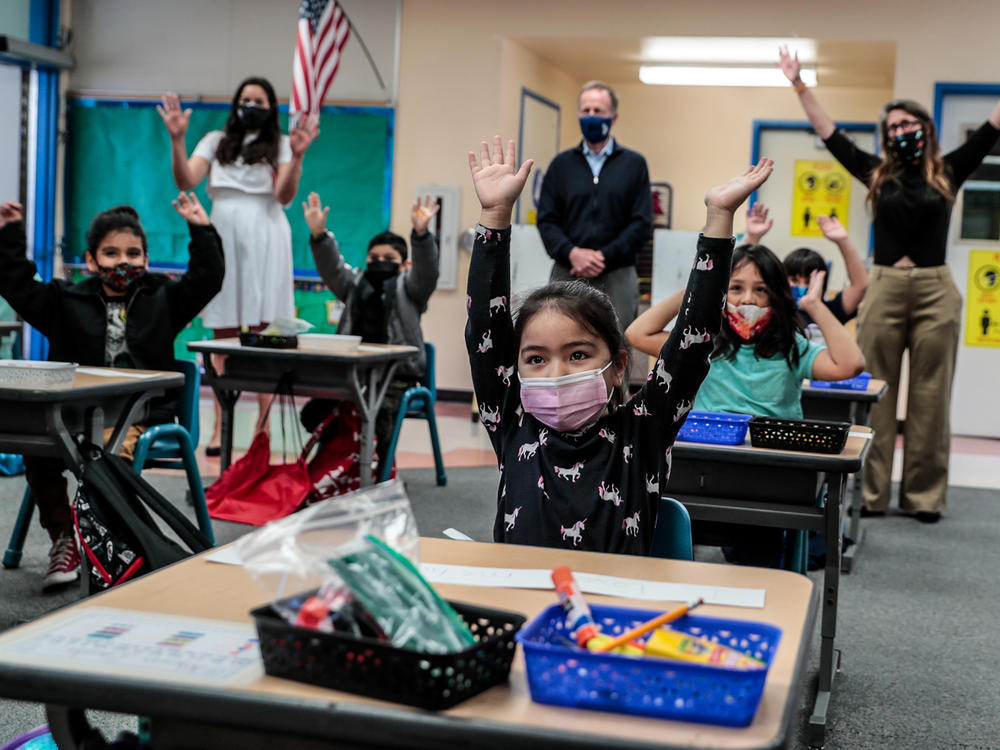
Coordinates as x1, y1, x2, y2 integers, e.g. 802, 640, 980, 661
649, 497, 694, 561
379, 342, 446, 486
3, 361, 215, 569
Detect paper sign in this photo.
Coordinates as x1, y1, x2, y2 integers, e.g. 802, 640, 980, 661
418, 563, 765, 608
964, 250, 1000, 347
790, 159, 852, 237
0, 608, 262, 685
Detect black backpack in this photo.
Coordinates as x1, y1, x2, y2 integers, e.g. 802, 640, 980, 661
72, 446, 212, 593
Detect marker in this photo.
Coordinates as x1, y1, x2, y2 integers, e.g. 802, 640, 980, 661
591, 598, 704, 653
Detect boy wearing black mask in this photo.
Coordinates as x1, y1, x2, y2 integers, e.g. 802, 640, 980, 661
301, 192, 440, 471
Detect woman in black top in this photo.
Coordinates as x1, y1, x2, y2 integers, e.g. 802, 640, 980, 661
780, 47, 1000, 522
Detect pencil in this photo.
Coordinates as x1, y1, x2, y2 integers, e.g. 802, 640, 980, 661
591, 598, 704, 653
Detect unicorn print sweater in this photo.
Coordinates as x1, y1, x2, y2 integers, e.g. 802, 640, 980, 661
465, 225, 733, 554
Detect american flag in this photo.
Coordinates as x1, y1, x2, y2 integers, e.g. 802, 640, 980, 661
291, 0, 351, 121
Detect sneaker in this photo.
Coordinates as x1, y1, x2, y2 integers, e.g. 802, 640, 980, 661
43, 534, 81, 591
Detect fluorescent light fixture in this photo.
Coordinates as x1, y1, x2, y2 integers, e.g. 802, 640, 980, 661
640, 37, 817, 65
639, 65, 817, 87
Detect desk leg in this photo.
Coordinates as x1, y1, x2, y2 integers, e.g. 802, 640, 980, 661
809, 471, 846, 748
215, 388, 239, 472
44, 405, 88, 479
104, 391, 157, 454
347, 362, 399, 487
842, 402, 871, 574
46, 705, 105, 748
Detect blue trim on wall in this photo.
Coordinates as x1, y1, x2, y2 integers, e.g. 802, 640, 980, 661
933, 82, 1000, 132
29, 0, 58, 46
517, 87, 561, 222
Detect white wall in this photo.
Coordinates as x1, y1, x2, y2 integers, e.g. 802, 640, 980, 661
67, 0, 399, 101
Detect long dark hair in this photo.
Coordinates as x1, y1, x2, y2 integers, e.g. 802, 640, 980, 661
868, 99, 953, 213
513, 281, 629, 410
713, 244, 804, 368
215, 76, 281, 169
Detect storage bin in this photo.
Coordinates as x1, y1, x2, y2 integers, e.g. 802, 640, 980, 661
251, 598, 525, 710
238, 332, 298, 349
677, 411, 752, 445
809, 371, 872, 391
0, 361, 75, 387
748, 416, 850, 454
516, 603, 780, 727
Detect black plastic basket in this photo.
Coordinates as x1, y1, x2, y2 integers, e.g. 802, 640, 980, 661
238, 332, 298, 349
251, 599, 526, 710
748, 416, 850, 454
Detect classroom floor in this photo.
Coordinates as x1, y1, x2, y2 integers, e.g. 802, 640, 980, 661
196, 391, 1000, 490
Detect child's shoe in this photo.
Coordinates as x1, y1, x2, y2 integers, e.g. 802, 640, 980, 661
42, 534, 81, 592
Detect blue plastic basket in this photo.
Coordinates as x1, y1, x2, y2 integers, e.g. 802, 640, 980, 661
677, 411, 752, 445
515, 603, 781, 727
809, 371, 872, 391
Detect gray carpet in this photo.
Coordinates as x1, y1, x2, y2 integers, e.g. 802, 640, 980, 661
1, 466, 998, 749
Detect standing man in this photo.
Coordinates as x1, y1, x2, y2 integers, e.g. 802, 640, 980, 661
537, 81, 653, 329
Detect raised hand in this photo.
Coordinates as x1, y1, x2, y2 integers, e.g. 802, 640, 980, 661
704, 158, 774, 214
799, 269, 827, 311
302, 191, 330, 237
817, 214, 848, 242
745, 201, 773, 243
172, 192, 209, 225
157, 93, 191, 140
411, 194, 440, 236
468, 135, 533, 227
778, 46, 802, 83
0, 201, 23, 229
290, 114, 319, 157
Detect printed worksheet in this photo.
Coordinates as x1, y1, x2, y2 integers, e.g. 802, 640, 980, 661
0, 607, 263, 685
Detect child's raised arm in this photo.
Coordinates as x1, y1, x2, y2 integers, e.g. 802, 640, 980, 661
465, 137, 533, 453
405, 194, 441, 306
800, 269, 866, 381
817, 214, 869, 316
625, 289, 684, 356
744, 201, 773, 246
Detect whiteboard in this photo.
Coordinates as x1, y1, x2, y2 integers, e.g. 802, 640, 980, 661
510, 224, 554, 305
650, 229, 701, 303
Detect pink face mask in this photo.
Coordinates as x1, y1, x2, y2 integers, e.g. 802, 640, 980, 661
519, 361, 614, 433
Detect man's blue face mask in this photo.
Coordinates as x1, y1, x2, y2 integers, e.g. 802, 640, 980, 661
790, 285, 808, 307
579, 115, 612, 144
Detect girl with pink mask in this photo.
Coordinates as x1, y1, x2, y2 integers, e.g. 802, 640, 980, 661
466, 134, 773, 554
626, 243, 865, 419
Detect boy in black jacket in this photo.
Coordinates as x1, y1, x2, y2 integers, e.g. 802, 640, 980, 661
0, 193, 224, 591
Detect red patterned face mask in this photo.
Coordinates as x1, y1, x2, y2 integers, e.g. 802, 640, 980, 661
726, 303, 773, 341
96, 262, 146, 293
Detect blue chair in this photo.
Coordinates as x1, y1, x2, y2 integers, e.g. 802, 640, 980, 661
379, 342, 446, 486
649, 497, 694, 561
3, 360, 214, 569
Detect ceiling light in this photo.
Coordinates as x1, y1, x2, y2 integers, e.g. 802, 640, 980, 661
639, 65, 817, 87
640, 37, 817, 65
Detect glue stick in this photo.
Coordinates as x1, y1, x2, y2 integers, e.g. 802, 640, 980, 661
550, 567, 643, 655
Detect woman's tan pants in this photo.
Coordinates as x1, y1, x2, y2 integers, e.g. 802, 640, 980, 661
856, 266, 962, 513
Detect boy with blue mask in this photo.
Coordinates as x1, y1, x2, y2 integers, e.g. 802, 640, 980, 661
745, 202, 869, 326
0, 194, 224, 591
300, 192, 440, 472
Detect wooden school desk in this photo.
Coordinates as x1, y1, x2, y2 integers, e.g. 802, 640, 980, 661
800, 379, 887, 573
0, 367, 184, 476
666, 427, 872, 749
188, 339, 418, 484
0, 539, 817, 750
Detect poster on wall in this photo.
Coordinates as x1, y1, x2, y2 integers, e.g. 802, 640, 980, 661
790, 160, 852, 237
965, 250, 1000, 347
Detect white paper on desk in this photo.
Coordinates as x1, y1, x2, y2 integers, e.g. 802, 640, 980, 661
848, 431, 873, 440
0, 607, 262, 685
205, 546, 242, 565
419, 564, 764, 608
76, 367, 162, 379
357, 344, 384, 352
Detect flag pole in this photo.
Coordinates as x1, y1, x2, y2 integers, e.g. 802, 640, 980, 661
337, 6, 388, 98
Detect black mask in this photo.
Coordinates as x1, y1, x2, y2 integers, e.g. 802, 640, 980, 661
888, 128, 925, 164
364, 260, 400, 285
236, 104, 270, 130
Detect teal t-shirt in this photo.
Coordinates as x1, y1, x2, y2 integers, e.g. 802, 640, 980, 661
693, 334, 825, 419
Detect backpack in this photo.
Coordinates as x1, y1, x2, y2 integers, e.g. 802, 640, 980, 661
72, 446, 212, 593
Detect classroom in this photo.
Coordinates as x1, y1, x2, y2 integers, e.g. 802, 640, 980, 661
1, 1, 999, 748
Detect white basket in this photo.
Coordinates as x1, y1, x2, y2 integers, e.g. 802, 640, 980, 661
0, 360, 77, 386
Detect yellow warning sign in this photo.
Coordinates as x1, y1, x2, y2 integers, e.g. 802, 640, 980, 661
965, 250, 1000, 347
790, 160, 852, 237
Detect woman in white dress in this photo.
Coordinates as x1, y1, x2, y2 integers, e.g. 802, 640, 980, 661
158, 77, 318, 452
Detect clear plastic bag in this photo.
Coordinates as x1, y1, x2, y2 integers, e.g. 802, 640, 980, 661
236, 479, 420, 629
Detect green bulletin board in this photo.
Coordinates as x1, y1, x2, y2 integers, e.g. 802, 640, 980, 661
66, 98, 394, 356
